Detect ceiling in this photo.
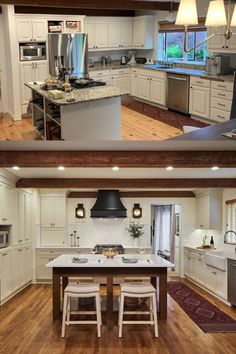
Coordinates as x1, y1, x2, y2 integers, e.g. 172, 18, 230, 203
6, 167, 236, 179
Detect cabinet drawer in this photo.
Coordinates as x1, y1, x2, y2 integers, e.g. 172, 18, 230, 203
149, 70, 166, 79
211, 89, 233, 101
131, 68, 138, 74
211, 81, 233, 92
190, 76, 210, 88
211, 107, 230, 122
111, 68, 130, 75
89, 70, 111, 78
211, 97, 232, 112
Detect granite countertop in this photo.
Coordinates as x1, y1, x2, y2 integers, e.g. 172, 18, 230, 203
89, 62, 234, 82
184, 246, 236, 260
25, 83, 122, 106
46, 253, 174, 268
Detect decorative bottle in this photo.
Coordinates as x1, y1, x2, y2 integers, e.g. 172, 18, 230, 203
210, 236, 214, 249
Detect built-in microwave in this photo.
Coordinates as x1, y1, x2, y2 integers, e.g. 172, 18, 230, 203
19, 43, 46, 61
0, 231, 9, 249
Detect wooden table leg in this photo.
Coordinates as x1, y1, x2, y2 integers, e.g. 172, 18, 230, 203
106, 275, 113, 330
53, 269, 61, 320
62, 277, 68, 292
159, 268, 167, 320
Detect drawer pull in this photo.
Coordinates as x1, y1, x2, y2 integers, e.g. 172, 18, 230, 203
217, 84, 226, 88
2, 253, 8, 256
217, 103, 225, 107
217, 115, 225, 119
217, 93, 226, 97
196, 81, 203, 84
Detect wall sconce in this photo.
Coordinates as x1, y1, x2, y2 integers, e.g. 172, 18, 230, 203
75, 203, 85, 219
132, 203, 142, 218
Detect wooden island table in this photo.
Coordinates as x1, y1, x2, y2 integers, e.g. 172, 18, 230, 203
46, 254, 174, 328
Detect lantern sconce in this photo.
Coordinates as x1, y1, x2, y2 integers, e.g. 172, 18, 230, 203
132, 203, 142, 218
75, 203, 85, 219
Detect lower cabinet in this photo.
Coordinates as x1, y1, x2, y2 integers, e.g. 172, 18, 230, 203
189, 85, 210, 119
134, 70, 166, 106
184, 249, 227, 299
112, 75, 130, 94
36, 251, 62, 280
0, 245, 33, 304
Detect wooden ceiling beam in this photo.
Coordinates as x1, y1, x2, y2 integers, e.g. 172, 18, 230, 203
68, 191, 196, 198
1, 0, 179, 11
1, 151, 236, 167
16, 178, 236, 189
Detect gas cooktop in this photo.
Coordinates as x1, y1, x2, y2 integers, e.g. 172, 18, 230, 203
71, 79, 106, 89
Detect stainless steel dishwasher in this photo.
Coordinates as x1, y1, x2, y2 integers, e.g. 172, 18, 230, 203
167, 73, 190, 114
228, 258, 236, 306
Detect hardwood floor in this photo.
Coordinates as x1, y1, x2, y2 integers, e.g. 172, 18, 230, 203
0, 279, 236, 354
0, 108, 181, 141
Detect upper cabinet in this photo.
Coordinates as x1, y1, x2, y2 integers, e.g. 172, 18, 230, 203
16, 19, 48, 42
195, 190, 222, 230
84, 19, 108, 49
132, 16, 155, 49
108, 18, 132, 48
40, 196, 66, 228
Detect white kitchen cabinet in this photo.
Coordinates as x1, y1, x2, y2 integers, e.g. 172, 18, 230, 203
40, 228, 65, 247
205, 265, 227, 299
36, 251, 62, 280
24, 245, 33, 283
40, 197, 66, 228
24, 193, 32, 243
120, 18, 133, 47
18, 191, 25, 245
132, 16, 155, 49
20, 61, 48, 105
137, 75, 150, 100
0, 183, 16, 225
195, 190, 222, 230
16, 18, 48, 42
131, 73, 138, 96
112, 75, 130, 94
207, 26, 226, 51
189, 77, 210, 119
210, 80, 233, 123
84, 19, 108, 49
0, 249, 12, 302
149, 77, 166, 106
11, 247, 25, 291
108, 18, 132, 48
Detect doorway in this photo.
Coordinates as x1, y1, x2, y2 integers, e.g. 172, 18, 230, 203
151, 204, 181, 275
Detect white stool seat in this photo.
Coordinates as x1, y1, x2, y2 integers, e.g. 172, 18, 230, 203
120, 282, 156, 294
65, 283, 100, 294
118, 282, 158, 338
61, 282, 102, 338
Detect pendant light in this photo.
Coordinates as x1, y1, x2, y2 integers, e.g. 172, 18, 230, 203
166, 2, 177, 23
205, 0, 227, 26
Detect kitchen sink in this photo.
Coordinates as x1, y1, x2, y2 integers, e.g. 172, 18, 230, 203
144, 64, 171, 70
205, 251, 226, 271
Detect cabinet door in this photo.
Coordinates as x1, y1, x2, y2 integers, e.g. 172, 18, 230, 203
113, 75, 130, 94
24, 246, 33, 283
32, 19, 48, 41
53, 198, 66, 227
34, 61, 48, 82
150, 78, 166, 106
131, 74, 138, 96
189, 86, 210, 119
120, 19, 132, 47
0, 250, 12, 301
41, 197, 54, 227
137, 76, 150, 100
95, 21, 108, 48
228, 27, 236, 49
207, 26, 226, 50
196, 194, 210, 229
184, 252, 191, 277
108, 20, 120, 48
40, 228, 65, 247
36, 253, 62, 280
18, 191, 25, 244
25, 193, 32, 243
0, 184, 15, 224
84, 21, 95, 49
16, 19, 33, 42
20, 62, 34, 105
215, 270, 227, 299
133, 18, 145, 48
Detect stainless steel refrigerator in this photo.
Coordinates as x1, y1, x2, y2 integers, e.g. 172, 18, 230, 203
48, 33, 88, 78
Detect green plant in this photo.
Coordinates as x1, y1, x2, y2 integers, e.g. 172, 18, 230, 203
167, 44, 183, 59
127, 221, 144, 239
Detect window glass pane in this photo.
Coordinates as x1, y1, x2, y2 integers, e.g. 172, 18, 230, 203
166, 32, 184, 60
187, 32, 195, 61
195, 31, 207, 62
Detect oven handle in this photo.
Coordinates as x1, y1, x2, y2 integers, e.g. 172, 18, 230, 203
168, 76, 188, 81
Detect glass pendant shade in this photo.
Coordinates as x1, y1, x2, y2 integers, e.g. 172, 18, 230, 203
175, 0, 198, 26
231, 5, 236, 27
205, 0, 227, 26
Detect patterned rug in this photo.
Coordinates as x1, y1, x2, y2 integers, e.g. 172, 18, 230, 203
121, 96, 209, 131
168, 282, 236, 333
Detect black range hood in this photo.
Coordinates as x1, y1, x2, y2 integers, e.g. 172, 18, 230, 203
90, 190, 127, 218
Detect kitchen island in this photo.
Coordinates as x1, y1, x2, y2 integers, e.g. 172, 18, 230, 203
26, 83, 122, 140
47, 253, 174, 328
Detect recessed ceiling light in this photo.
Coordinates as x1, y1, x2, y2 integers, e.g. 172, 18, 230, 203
112, 166, 119, 171
166, 166, 174, 171
211, 166, 219, 171
12, 166, 20, 170
58, 166, 65, 171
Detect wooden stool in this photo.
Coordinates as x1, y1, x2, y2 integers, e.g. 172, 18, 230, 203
61, 282, 102, 338
118, 282, 158, 338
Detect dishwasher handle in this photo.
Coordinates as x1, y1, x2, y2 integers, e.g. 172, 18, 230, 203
168, 75, 189, 81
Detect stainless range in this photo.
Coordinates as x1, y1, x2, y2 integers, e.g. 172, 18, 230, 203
93, 244, 124, 254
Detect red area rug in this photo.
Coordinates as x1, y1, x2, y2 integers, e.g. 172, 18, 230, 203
168, 282, 236, 333
122, 96, 208, 131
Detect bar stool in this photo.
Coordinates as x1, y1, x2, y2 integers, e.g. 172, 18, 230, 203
118, 282, 158, 338
61, 282, 102, 338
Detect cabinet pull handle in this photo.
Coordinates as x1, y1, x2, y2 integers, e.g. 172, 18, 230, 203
218, 84, 226, 88
217, 103, 225, 107
35, 62, 37, 69
196, 81, 203, 84
2, 253, 8, 256
32, 62, 34, 69
217, 93, 226, 97
217, 115, 225, 119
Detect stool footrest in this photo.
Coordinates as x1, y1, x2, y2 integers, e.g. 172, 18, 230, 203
65, 320, 98, 325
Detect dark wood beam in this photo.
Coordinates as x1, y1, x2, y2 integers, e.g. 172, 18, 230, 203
1, 0, 179, 11
68, 191, 196, 198
14, 6, 135, 16
16, 178, 236, 189
1, 151, 236, 167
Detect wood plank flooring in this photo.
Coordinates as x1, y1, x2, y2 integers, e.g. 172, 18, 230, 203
0, 278, 236, 354
0, 108, 181, 141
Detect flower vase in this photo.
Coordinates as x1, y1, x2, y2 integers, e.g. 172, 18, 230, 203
133, 238, 139, 247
